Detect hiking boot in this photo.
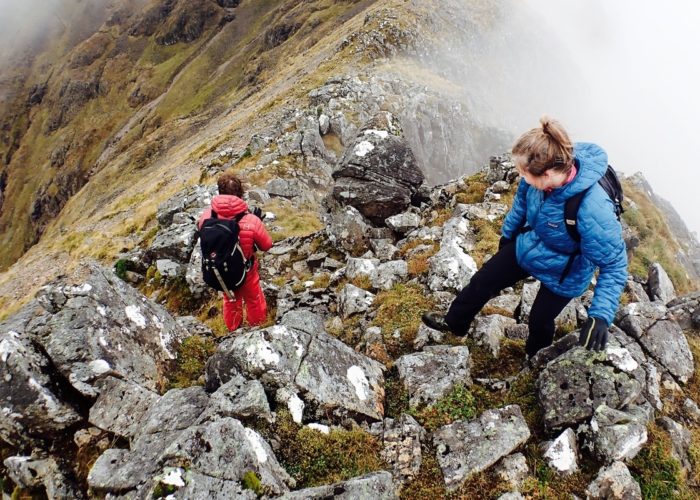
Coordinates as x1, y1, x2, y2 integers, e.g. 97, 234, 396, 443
421, 312, 452, 333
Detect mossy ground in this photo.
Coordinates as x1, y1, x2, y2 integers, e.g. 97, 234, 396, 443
259, 411, 386, 488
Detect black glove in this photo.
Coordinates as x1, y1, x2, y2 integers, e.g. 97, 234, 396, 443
498, 236, 513, 250
579, 317, 609, 351
251, 207, 264, 220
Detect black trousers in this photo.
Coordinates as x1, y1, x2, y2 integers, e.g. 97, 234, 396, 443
444, 241, 572, 357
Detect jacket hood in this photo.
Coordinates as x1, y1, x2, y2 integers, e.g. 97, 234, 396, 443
211, 194, 249, 217
550, 142, 608, 200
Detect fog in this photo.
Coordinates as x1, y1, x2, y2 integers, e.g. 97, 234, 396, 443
512, 0, 700, 237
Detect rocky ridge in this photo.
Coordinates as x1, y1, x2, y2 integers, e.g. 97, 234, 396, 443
2, 107, 700, 498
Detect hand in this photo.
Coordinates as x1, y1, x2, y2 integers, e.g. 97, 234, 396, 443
251, 207, 264, 220
498, 236, 513, 250
579, 317, 609, 351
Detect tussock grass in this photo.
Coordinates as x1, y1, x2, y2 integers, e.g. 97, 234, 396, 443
167, 335, 216, 389
262, 198, 324, 242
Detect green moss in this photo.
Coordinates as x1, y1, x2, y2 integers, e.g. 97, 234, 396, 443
629, 423, 693, 499
152, 482, 178, 498
409, 384, 477, 432
114, 259, 129, 280
372, 283, 436, 355
268, 412, 385, 488
241, 471, 264, 495
470, 218, 502, 267
168, 335, 216, 389
454, 172, 489, 204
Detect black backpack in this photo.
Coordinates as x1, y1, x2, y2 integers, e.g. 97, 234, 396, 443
564, 164, 624, 243
557, 164, 624, 283
198, 210, 253, 298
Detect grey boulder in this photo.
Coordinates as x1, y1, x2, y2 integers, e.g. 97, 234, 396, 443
433, 405, 531, 490
369, 414, 425, 484
395, 345, 471, 407
585, 461, 642, 499
279, 471, 397, 499
647, 262, 676, 303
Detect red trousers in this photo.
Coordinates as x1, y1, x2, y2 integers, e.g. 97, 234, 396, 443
222, 265, 267, 331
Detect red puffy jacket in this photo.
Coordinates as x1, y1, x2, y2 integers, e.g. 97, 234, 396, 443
197, 195, 273, 258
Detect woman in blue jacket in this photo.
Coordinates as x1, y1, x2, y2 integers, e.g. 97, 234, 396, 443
423, 116, 628, 357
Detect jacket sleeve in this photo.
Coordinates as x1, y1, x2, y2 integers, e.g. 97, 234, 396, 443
578, 196, 628, 325
252, 217, 273, 252
501, 178, 529, 239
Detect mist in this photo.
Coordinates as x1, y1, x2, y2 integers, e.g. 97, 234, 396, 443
505, 0, 700, 237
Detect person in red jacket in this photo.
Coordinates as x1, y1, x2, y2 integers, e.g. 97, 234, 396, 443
198, 172, 273, 331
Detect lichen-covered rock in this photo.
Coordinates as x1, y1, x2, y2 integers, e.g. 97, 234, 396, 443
185, 243, 207, 297
452, 202, 508, 223
146, 222, 197, 264
427, 237, 477, 292
668, 291, 700, 330
583, 405, 648, 463
413, 323, 446, 350
0, 312, 82, 445
647, 262, 676, 303
385, 212, 421, 234
339, 284, 376, 319
395, 345, 471, 407
140, 386, 210, 435
32, 262, 189, 397
161, 418, 293, 495
494, 453, 528, 490
206, 321, 385, 422
88, 377, 160, 438
372, 260, 408, 290
156, 185, 214, 228
617, 302, 694, 383
433, 405, 531, 490
585, 461, 642, 500
369, 414, 425, 483
324, 205, 372, 254
537, 346, 644, 431
542, 428, 579, 475
3, 455, 84, 499
278, 471, 397, 499
346, 257, 380, 280
371, 239, 400, 261
471, 314, 516, 356
332, 113, 424, 225
199, 375, 271, 423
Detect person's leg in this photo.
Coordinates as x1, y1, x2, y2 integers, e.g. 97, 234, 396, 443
525, 284, 572, 357
443, 241, 529, 335
240, 270, 267, 326
222, 293, 244, 331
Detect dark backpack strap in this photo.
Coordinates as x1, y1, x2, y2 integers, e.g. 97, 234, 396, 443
211, 209, 218, 219
564, 192, 585, 243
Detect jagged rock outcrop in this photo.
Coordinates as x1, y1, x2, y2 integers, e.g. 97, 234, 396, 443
206, 311, 385, 422
332, 113, 424, 225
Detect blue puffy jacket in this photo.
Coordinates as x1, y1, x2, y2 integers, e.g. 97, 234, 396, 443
501, 142, 627, 325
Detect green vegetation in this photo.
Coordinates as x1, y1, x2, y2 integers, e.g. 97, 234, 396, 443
267, 412, 385, 488
454, 172, 489, 205
409, 384, 477, 432
241, 471, 264, 496
167, 335, 216, 389
622, 180, 694, 293
470, 218, 502, 267
372, 283, 436, 355
114, 259, 129, 280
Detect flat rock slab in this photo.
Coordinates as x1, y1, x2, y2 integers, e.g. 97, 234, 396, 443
395, 345, 471, 407
433, 405, 531, 491
279, 471, 397, 499
369, 414, 426, 483
88, 377, 159, 438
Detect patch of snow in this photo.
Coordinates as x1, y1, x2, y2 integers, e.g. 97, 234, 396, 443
606, 347, 639, 372
161, 468, 186, 487
244, 428, 268, 463
354, 140, 375, 157
363, 129, 389, 139
89, 359, 111, 375
307, 423, 330, 434
288, 393, 305, 424
347, 365, 370, 401
125, 305, 147, 328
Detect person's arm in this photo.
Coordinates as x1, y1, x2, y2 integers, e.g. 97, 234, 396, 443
500, 178, 529, 241
578, 197, 628, 326
251, 216, 273, 252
